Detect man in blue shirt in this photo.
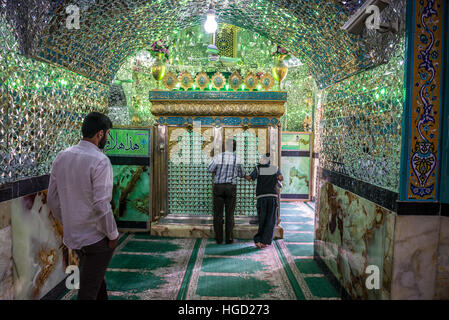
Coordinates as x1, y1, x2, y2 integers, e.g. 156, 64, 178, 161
208, 139, 246, 244
245, 153, 283, 248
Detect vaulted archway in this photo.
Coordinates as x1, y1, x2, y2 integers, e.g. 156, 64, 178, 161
6, 0, 404, 88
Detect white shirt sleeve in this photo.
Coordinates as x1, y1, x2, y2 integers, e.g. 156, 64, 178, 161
47, 157, 62, 223
92, 158, 119, 240
208, 156, 217, 173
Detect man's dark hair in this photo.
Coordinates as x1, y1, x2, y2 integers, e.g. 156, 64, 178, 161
82, 112, 113, 138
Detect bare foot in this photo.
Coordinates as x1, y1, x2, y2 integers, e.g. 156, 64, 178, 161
255, 242, 263, 249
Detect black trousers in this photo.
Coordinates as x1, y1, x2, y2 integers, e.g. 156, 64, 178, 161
212, 183, 237, 243
75, 237, 115, 300
254, 196, 278, 245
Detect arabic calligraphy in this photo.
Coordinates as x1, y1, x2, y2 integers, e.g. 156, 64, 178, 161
105, 130, 145, 153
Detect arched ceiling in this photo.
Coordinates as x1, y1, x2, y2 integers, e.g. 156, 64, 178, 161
3, 0, 405, 88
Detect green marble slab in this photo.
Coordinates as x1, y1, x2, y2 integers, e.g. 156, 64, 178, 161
111, 165, 150, 222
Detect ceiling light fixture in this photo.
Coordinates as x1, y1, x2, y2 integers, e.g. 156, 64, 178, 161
204, 3, 217, 34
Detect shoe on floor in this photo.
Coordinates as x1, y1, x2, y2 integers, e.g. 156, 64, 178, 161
225, 239, 235, 244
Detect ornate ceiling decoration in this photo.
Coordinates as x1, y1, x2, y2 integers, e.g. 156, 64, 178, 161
2, 0, 405, 88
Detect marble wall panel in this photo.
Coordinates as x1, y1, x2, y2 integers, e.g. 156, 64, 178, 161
435, 216, 449, 299
315, 182, 396, 299
0, 200, 11, 229
391, 216, 440, 300
0, 200, 13, 299
10, 192, 67, 300
0, 225, 13, 300
112, 165, 150, 222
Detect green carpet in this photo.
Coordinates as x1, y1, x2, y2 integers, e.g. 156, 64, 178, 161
273, 240, 306, 300
196, 275, 273, 298
294, 259, 324, 274
59, 202, 341, 300
280, 209, 311, 216
283, 232, 314, 242
109, 253, 173, 270
185, 239, 298, 299
280, 215, 314, 223
60, 234, 198, 300
204, 241, 259, 256
132, 232, 175, 240
201, 257, 266, 274
120, 240, 180, 253
305, 277, 339, 298
106, 271, 164, 293
69, 293, 141, 300
286, 243, 314, 256
282, 223, 314, 231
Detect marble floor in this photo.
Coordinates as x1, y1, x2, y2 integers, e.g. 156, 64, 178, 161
58, 201, 340, 300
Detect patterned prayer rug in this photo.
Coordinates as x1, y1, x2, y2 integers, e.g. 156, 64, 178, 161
183, 238, 299, 300
60, 233, 197, 300
60, 202, 340, 300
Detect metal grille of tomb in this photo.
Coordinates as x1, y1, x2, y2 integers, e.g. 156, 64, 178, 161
149, 91, 286, 220
167, 129, 261, 216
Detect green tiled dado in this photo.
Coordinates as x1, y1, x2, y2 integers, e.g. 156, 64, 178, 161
121, 240, 179, 253
304, 277, 339, 298
283, 232, 314, 242
294, 259, 323, 274
196, 275, 273, 298
204, 241, 259, 256
201, 257, 265, 274
106, 271, 164, 293
286, 244, 314, 256
109, 253, 173, 270
282, 223, 314, 231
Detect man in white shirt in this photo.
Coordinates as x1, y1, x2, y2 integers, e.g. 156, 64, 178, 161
208, 139, 246, 244
47, 112, 119, 300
